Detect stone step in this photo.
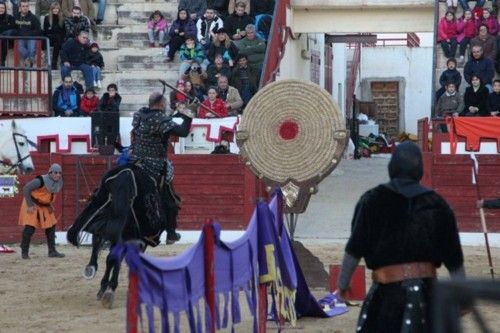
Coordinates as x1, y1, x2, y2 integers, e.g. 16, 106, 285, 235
116, 2, 178, 25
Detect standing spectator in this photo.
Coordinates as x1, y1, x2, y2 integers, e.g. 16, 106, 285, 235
166, 9, 196, 62
80, 87, 99, 115
43, 2, 65, 70
196, 7, 224, 51
64, 6, 89, 40
60, 30, 94, 89
464, 44, 495, 91
230, 53, 258, 107
458, 0, 485, 11
198, 87, 227, 118
14, 0, 41, 67
224, 1, 254, 41
208, 27, 239, 66
477, 8, 498, 36
147, 10, 168, 47
436, 57, 462, 102
99, 83, 121, 112
52, 75, 81, 116
18, 163, 66, 259
236, 24, 266, 71
462, 74, 489, 116
0, 2, 16, 66
438, 11, 458, 59
85, 42, 103, 88
178, 0, 206, 21
206, 0, 229, 18
471, 24, 497, 62
456, 9, 476, 64
435, 82, 464, 118
217, 74, 242, 115
206, 53, 232, 87
35, 0, 53, 19
487, 79, 500, 116
178, 35, 209, 75
249, 0, 274, 16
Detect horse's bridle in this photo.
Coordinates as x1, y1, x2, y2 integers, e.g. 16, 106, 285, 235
0, 132, 38, 173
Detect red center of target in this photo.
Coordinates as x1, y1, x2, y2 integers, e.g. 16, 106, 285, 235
278, 120, 299, 140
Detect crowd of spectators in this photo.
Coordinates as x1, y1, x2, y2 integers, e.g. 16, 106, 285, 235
436, 1, 500, 118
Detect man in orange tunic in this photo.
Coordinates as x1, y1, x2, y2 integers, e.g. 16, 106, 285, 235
18, 163, 65, 259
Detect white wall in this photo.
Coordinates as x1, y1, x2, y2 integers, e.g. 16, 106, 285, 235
333, 43, 347, 115
358, 46, 433, 135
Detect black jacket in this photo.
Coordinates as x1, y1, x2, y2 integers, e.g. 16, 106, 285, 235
230, 65, 258, 94
250, 0, 275, 16
487, 92, 500, 113
14, 11, 41, 36
85, 50, 104, 68
43, 14, 65, 38
439, 68, 462, 89
462, 86, 489, 116
99, 93, 122, 112
464, 56, 495, 86
208, 41, 239, 63
60, 37, 88, 65
223, 13, 254, 36
0, 13, 16, 34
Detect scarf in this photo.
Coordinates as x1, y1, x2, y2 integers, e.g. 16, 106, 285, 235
41, 163, 63, 193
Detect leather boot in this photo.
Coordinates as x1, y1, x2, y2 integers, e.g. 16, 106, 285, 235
45, 226, 65, 258
21, 226, 34, 259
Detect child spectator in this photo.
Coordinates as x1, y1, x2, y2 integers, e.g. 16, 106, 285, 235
438, 11, 458, 59
43, 2, 65, 70
169, 79, 189, 111
462, 74, 489, 116
99, 83, 121, 112
85, 42, 104, 89
166, 9, 197, 62
147, 10, 168, 47
436, 58, 462, 102
487, 79, 500, 116
477, 8, 498, 36
457, 9, 476, 64
80, 87, 99, 115
0, 2, 16, 67
198, 86, 227, 118
435, 82, 464, 118
471, 24, 497, 62
183, 66, 206, 101
178, 35, 209, 75
208, 27, 239, 66
52, 75, 81, 116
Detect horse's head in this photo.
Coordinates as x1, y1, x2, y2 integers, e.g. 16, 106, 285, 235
0, 120, 35, 174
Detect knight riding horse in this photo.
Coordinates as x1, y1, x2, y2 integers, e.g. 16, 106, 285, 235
67, 82, 194, 308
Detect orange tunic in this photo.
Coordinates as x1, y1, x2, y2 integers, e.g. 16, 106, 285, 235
18, 186, 57, 229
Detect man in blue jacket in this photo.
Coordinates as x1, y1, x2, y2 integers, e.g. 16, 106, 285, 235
52, 76, 81, 116
60, 30, 94, 89
464, 45, 495, 92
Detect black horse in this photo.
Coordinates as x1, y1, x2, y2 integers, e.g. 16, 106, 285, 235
67, 163, 166, 308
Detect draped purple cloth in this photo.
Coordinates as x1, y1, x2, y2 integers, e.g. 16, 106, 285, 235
116, 190, 347, 333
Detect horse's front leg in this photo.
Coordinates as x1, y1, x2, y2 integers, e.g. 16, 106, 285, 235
100, 243, 124, 309
83, 235, 103, 280
97, 249, 113, 302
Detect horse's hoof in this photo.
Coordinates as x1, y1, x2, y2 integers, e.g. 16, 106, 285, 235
96, 288, 105, 300
101, 288, 114, 309
83, 265, 97, 280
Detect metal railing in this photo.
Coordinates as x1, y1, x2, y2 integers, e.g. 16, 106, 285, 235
346, 33, 421, 48
0, 36, 52, 117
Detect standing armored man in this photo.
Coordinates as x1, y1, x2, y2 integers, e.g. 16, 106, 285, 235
130, 92, 193, 244
18, 163, 65, 259
336, 142, 465, 332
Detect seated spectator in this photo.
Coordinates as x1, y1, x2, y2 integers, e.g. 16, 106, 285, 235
147, 10, 168, 47
178, 0, 206, 21
250, 0, 274, 16
196, 7, 224, 51
0, 2, 16, 67
254, 13, 272, 41
80, 87, 99, 116
184, 80, 201, 102
35, 0, 52, 19
435, 82, 464, 118
206, 0, 229, 19
477, 8, 498, 36
61, 0, 95, 27
85, 42, 104, 88
208, 27, 239, 66
471, 24, 496, 62
438, 11, 458, 59
464, 45, 494, 92
230, 54, 258, 107
228, 0, 250, 16
217, 74, 242, 115
99, 83, 121, 112
224, 1, 254, 41
206, 54, 232, 87
14, 0, 41, 67
456, 9, 475, 64
60, 30, 94, 89
198, 87, 227, 118
182, 64, 206, 101
458, 0, 485, 12
178, 35, 209, 75
461, 74, 489, 116
169, 79, 190, 111
52, 75, 81, 116
64, 6, 90, 40
166, 9, 197, 62
43, 2, 65, 70
236, 24, 266, 71
436, 58, 462, 102
487, 79, 500, 116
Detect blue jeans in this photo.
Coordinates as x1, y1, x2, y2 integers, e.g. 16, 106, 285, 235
458, 0, 485, 10
18, 39, 36, 61
148, 29, 166, 44
61, 63, 94, 89
96, 0, 107, 22
91, 66, 102, 82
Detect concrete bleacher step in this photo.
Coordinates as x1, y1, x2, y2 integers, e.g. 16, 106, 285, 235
117, 55, 179, 70
116, 2, 178, 25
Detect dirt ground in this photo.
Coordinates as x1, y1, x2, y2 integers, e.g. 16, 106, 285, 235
1, 242, 499, 333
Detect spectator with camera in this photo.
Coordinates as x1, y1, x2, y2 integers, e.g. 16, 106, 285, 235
182, 63, 206, 101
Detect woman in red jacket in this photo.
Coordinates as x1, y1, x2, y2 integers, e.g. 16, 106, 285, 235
438, 11, 459, 58
197, 87, 228, 118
